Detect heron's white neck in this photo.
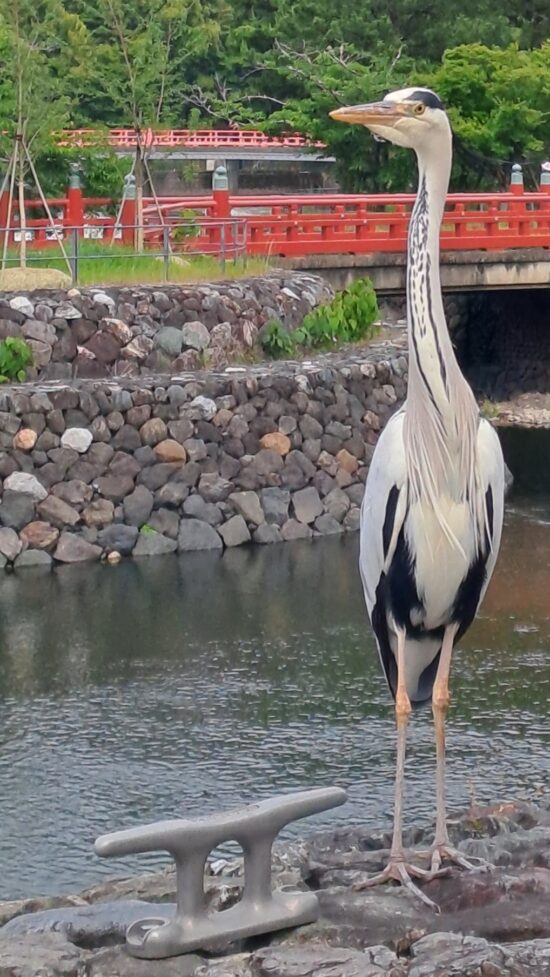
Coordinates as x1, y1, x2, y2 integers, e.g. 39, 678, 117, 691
404, 131, 480, 523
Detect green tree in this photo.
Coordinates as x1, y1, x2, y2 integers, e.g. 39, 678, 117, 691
423, 43, 550, 187
0, 0, 75, 263
69, 0, 228, 246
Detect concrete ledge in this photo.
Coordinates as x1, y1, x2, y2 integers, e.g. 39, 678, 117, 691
286, 249, 550, 293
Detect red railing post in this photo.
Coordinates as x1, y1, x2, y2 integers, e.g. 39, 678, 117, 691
510, 163, 524, 196
212, 164, 230, 219
509, 163, 524, 240
66, 163, 84, 237
120, 173, 136, 246
212, 164, 230, 254
539, 163, 550, 194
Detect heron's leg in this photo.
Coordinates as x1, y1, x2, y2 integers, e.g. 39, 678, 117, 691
426, 623, 487, 874
390, 627, 412, 860
355, 628, 446, 911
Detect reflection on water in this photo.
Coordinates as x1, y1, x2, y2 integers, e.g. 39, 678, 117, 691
0, 496, 550, 899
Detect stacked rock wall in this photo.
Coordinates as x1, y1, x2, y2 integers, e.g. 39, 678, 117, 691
0, 342, 407, 567
0, 274, 333, 381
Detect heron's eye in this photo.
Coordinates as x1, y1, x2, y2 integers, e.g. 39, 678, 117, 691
413, 103, 425, 116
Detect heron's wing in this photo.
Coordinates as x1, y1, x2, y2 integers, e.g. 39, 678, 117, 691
359, 409, 408, 619
477, 417, 505, 601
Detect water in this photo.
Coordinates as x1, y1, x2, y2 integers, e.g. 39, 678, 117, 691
1, 496, 550, 900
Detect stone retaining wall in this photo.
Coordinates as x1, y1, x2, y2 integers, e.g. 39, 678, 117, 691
0, 340, 407, 567
0, 273, 333, 381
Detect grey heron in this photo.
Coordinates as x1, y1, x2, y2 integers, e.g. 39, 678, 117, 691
331, 89, 505, 907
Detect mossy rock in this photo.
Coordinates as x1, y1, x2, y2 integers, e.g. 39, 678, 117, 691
0, 267, 72, 291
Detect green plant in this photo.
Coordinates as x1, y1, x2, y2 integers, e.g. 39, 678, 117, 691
260, 320, 297, 358
480, 398, 499, 419
0, 337, 33, 382
296, 278, 379, 349
172, 209, 202, 243
261, 279, 379, 359
140, 524, 157, 534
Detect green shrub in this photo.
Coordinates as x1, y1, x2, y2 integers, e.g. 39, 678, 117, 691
260, 278, 379, 359
297, 278, 379, 348
172, 209, 201, 243
0, 337, 33, 383
260, 320, 297, 358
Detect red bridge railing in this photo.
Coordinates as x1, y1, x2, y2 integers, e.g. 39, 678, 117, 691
57, 128, 327, 151
3, 165, 550, 257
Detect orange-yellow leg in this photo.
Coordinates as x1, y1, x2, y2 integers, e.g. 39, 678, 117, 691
422, 623, 488, 874
355, 628, 446, 910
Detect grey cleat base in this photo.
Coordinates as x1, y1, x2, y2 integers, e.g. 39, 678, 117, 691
125, 888, 319, 958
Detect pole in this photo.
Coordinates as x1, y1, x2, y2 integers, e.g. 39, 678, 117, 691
2, 142, 18, 270
220, 221, 226, 273
70, 227, 79, 285
17, 136, 26, 269
162, 224, 170, 281
0, 142, 17, 255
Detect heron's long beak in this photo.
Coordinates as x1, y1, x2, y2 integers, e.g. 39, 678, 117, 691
330, 102, 406, 127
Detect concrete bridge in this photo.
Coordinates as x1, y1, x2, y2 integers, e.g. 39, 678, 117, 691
286, 249, 550, 294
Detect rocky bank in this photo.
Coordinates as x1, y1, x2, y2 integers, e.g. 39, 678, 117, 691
0, 274, 333, 381
0, 338, 407, 568
3, 799, 550, 975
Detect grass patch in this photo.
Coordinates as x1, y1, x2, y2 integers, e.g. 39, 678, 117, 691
2, 242, 272, 287
480, 398, 499, 419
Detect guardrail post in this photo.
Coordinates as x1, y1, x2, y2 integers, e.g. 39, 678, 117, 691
539, 163, 550, 194
120, 173, 137, 246
66, 163, 84, 238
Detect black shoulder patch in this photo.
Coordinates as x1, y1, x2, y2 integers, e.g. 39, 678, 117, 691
410, 89, 445, 110
382, 485, 400, 559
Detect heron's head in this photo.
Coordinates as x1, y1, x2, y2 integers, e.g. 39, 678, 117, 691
330, 88, 450, 153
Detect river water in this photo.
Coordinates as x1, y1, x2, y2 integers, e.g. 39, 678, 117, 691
0, 480, 549, 899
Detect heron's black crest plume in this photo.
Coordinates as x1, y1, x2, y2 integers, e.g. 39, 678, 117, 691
409, 90, 445, 110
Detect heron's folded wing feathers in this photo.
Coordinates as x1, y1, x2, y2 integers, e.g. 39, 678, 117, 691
359, 410, 407, 617
476, 417, 505, 600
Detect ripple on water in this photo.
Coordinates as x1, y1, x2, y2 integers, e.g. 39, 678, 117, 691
0, 510, 550, 898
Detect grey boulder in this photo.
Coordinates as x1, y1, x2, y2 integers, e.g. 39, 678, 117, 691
178, 519, 222, 552
133, 532, 178, 557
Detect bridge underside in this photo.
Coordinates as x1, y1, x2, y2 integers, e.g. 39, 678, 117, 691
287, 249, 550, 294
123, 148, 336, 163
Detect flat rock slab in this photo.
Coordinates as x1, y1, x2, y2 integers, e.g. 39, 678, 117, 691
0, 932, 83, 977
1, 899, 175, 944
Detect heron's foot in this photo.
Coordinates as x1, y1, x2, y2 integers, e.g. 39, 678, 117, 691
353, 856, 448, 911
418, 842, 492, 875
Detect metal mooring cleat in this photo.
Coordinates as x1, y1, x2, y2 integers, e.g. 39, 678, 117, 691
95, 786, 347, 959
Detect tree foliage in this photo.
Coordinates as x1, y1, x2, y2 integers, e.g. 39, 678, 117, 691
0, 0, 550, 195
